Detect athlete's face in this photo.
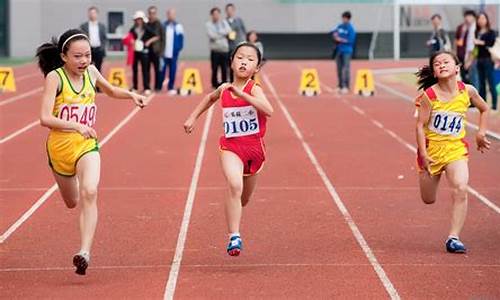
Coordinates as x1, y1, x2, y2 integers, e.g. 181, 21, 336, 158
61, 40, 91, 75
231, 46, 260, 79
432, 53, 459, 79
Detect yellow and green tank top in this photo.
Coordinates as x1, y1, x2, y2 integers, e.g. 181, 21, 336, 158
52, 67, 97, 129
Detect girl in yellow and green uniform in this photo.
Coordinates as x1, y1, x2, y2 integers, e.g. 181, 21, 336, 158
415, 51, 490, 254
47, 66, 99, 176
37, 29, 148, 275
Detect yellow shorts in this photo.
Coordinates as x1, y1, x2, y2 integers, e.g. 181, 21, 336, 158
46, 131, 99, 176
417, 139, 468, 176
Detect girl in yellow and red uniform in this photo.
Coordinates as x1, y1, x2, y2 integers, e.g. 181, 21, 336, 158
415, 51, 490, 253
184, 42, 273, 256
37, 29, 148, 275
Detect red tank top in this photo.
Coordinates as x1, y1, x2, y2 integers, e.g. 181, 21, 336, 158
220, 80, 267, 142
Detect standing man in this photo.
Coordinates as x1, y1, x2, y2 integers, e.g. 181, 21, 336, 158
147, 6, 165, 92
427, 14, 451, 55
161, 8, 184, 95
330, 11, 356, 94
80, 6, 107, 73
206, 7, 231, 89
455, 10, 478, 86
225, 3, 246, 81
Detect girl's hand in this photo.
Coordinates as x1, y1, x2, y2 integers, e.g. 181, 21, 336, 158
184, 117, 196, 134
420, 153, 435, 175
76, 123, 97, 139
476, 132, 491, 153
226, 84, 244, 97
131, 93, 148, 108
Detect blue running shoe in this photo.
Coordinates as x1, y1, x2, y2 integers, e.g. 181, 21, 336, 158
227, 236, 242, 256
446, 237, 466, 253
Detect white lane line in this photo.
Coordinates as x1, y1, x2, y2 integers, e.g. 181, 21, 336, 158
163, 106, 214, 300
262, 72, 401, 300
376, 81, 500, 141
3, 262, 500, 272
0, 120, 39, 144
332, 86, 500, 214
0, 87, 43, 107
0, 97, 155, 244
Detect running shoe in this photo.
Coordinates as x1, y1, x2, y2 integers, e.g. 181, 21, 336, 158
227, 235, 242, 256
446, 237, 466, 253
73, 251, 90, 275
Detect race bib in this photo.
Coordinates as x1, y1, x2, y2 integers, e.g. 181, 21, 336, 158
58, 103, 97, 127
134, 40, 144, 52
428, 111, 463, 136
223, 106, 260, 138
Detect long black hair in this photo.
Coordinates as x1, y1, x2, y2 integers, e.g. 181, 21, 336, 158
230, 42, 262, 66
36, 29, 89, 77
416, 50, 460, 91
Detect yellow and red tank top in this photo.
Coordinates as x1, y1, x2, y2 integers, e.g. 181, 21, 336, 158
52, 67, 97, 130
422, 81, 470, 142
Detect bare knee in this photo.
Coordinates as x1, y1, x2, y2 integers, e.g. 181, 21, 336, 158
421, 196, 436, 205
227, 181, 243, 200
80, 185, 98, 204
453, 184, 468, 201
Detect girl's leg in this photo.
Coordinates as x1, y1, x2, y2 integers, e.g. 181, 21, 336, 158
52, 173, 79, 209
418, 171, 441, 204
444, 159, 469, 238
75, 152, 101, 254
241, 174, 258, 207
220, 150, 244, 234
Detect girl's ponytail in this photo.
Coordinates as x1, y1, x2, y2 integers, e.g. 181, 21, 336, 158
36, 37, 63, 77
416, 65, 437, 91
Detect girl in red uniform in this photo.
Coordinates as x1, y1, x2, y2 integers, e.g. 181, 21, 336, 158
184, 42, 273, 256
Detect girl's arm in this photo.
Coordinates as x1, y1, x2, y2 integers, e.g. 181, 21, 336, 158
184, 84, 227, 133
39, 71, 96, 138
415, 93, 434, 173
228, 83, 273, 117
467, 84, 491, 152
89, 65, 148, 108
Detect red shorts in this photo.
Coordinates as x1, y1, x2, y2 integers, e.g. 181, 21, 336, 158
219, 136, 266, 176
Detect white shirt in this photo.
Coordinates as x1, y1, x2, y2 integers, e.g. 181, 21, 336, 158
465, 23, 476, 59
88, 21, 101, 48
164, 23, 183, 58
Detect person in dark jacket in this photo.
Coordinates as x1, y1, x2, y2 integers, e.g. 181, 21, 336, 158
147, 6, 165, 91
80, 6, 107, 72
129, 11, 158, 95
475, 12, 498, 110
427, 14, 451, 55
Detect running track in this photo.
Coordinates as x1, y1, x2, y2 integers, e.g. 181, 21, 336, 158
1, 60, 499, 299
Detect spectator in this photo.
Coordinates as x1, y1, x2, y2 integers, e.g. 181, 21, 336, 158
330, 11, 356, 94
147, 6, 165, 91
474, 12, 498, 110
455, 10, 478, 87
129, 11, 158, 95
80, 6, 107, 73
225, 3, 246, 81
206, 7, 231, 89
246, 30, 264, 59
427, 14, 451, 55
161, 8, 184, 95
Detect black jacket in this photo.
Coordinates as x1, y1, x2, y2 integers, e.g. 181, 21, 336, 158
80, 21, 107, 55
